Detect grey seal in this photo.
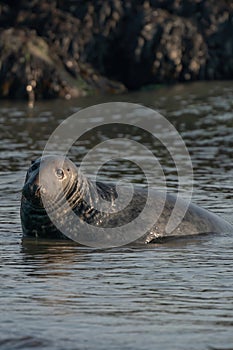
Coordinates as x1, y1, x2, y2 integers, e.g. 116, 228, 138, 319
20, 155, 232, 245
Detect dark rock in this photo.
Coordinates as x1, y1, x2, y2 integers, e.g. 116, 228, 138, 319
0, 0, 232, 100
0, 28, 88, 101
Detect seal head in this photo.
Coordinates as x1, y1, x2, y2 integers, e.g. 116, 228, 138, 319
22, 156, 78, 205
21, 155, 81, 239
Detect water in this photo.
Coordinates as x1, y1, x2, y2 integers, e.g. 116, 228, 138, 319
1, 81, 233, 349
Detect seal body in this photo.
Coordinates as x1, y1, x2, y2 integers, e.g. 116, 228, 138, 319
20, 155, 233, 245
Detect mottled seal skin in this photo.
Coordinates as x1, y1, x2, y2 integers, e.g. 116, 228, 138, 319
20, 155, 233, 244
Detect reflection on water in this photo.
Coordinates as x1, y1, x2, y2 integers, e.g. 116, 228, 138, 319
0, 81, 233, 349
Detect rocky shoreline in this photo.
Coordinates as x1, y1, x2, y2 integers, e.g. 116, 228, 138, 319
0, 0, 232, 101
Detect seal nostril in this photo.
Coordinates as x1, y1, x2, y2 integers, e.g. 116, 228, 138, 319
35, 186, 40, 196
29, 184, 41, 197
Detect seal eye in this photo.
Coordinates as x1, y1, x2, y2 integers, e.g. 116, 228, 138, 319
56, 168, 64, 179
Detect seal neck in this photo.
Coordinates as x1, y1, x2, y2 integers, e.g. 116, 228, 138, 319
67, 172, 117, 222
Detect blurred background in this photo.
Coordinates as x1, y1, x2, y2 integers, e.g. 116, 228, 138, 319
0, 0, 232, 103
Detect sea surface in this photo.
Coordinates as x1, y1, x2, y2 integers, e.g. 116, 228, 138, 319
1, 81, 233, 350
